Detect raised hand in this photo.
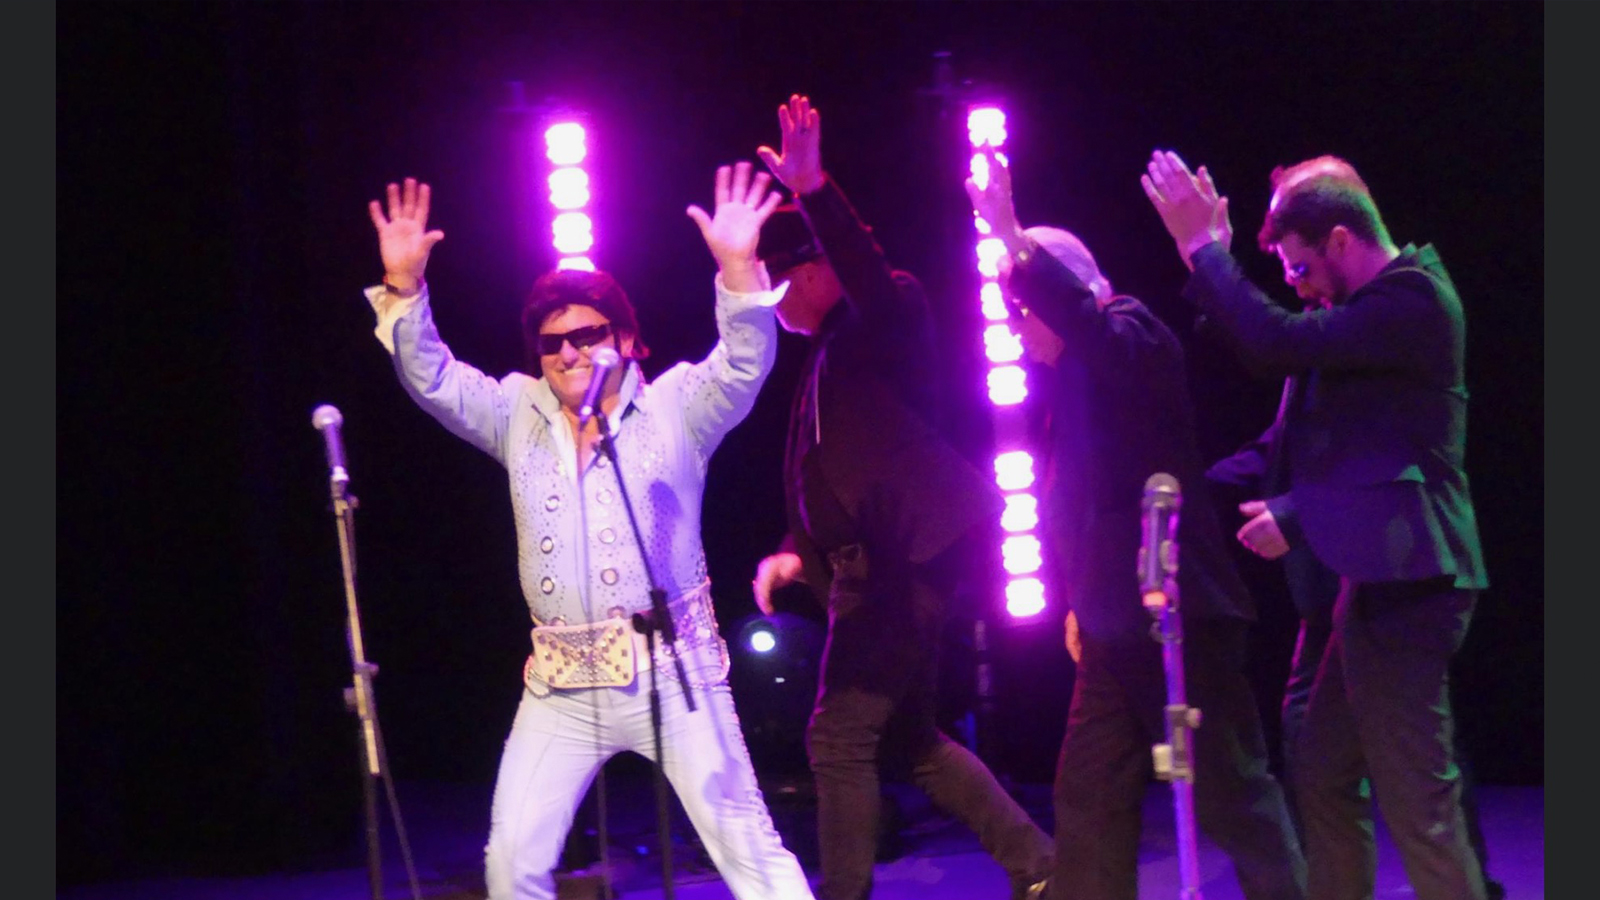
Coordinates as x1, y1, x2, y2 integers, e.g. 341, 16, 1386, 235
963, 142, 1023, 245
1140, 150, 1231, 269
756, 94, 824, 195
686, 161, 784, 293
368, 178, 446, 291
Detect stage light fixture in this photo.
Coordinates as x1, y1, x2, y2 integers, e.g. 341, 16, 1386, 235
541, 116, 595, 271
747, 625, 777, 654
966, 102, 1047, 620
728, 612, 825, 778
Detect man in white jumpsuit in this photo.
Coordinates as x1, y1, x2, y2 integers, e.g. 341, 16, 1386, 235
362, 163, 815, 900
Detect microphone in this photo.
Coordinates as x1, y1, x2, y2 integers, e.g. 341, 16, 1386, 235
577, 347, 622, 428
1139, 472, 1182, 611
311, 404, 350, 486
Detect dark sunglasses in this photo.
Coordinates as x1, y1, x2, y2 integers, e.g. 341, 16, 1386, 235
536, 322, 613, 356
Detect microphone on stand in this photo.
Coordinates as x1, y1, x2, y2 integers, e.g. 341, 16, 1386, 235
312, 404, 350, 488
578, 347, 622, 429
1139, 472, 1181, 612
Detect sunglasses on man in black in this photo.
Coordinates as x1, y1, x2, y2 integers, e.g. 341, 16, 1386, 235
537, 322, 613, 356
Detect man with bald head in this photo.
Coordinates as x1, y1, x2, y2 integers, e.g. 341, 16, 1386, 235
965, 146, 1306, 900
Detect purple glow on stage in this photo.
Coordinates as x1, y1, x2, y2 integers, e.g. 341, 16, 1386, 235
1001, 493, 1039, 533
966, 106, 1007, 149
986, 365, 1028, 405
552, 211, 594, 255
547, 167, 591, 210
968, 101, 1046, 620
1002, 535, 1043, 575
543, 122, 587, 166
981, 283, 1008, 321
994, 450, 1036, 491
540, 117, 595, 270
984, 323, 1023, 364
976, 237, 1006, 278
1005, 577, 1047, 618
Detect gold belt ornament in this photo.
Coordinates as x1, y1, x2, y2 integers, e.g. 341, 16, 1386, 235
522, 581, 727, 695
523, 617, 636, 692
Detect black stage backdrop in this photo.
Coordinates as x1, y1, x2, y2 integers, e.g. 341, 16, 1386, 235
57, 0, 1544, 886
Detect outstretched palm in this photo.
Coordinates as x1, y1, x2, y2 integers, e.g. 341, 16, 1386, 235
1141, 150, 1231, 258
686, 161, 784, 265
367, 177, 446, 281
756, 93, 824, 195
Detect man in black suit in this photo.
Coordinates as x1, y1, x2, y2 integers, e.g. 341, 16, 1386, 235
748, 94, 1055, 900
964, 144, 1306, 900
1208, 420, 1506, 900
1201, 157, 1506, 900
1143, 151, 1491, 900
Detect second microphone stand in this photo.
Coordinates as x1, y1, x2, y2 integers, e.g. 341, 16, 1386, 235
591, 409, 696, 900
322, 461, 422, 900
1145, 538, 1203, 896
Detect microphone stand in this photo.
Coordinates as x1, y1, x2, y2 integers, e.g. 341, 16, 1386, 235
1142, 522, 1203, 900
591, 408, 695, 900
322, 462, 423, 900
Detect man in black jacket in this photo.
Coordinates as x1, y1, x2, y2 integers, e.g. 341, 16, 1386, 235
749, 94, 1054, 900
1208, 419, 1505, 900
1143, 150, 1490, 900
964, 143, 1307, 900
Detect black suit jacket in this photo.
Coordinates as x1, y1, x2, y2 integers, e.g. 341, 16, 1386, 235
1207, 411, 1343, 624
782, 178, 1003, 605
1185, 243, 1487, 590
1007, 243, 1256, 644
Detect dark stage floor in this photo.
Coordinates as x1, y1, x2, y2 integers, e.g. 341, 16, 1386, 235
58, 766, 1543, 900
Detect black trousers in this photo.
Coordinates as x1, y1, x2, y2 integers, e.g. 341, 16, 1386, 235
806, 545, 1053, 900
1294, 578, 1486, 900
1282, 614, 1501, 894
1044, 617, 1307, 900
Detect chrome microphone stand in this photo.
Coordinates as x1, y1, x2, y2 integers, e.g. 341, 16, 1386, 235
591, 406, 694, 900
1140, 473, 1204, 900
312, 404, 422, 900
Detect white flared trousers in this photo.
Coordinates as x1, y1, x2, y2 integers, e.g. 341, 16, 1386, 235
484, 657, 814, 900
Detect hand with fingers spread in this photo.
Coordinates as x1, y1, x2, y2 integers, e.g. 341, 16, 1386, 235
1140, 150, 1231, 270
367, 177, 446, 294
756, 93, 825, 195
686, 161, 785, 293
963, 142, 1027, 252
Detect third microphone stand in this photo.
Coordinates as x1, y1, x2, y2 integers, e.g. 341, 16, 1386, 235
1141, 474, 1204, 900
591, 409, 695, 900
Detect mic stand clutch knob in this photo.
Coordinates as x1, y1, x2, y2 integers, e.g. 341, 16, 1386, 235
631, 590, 693, 699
